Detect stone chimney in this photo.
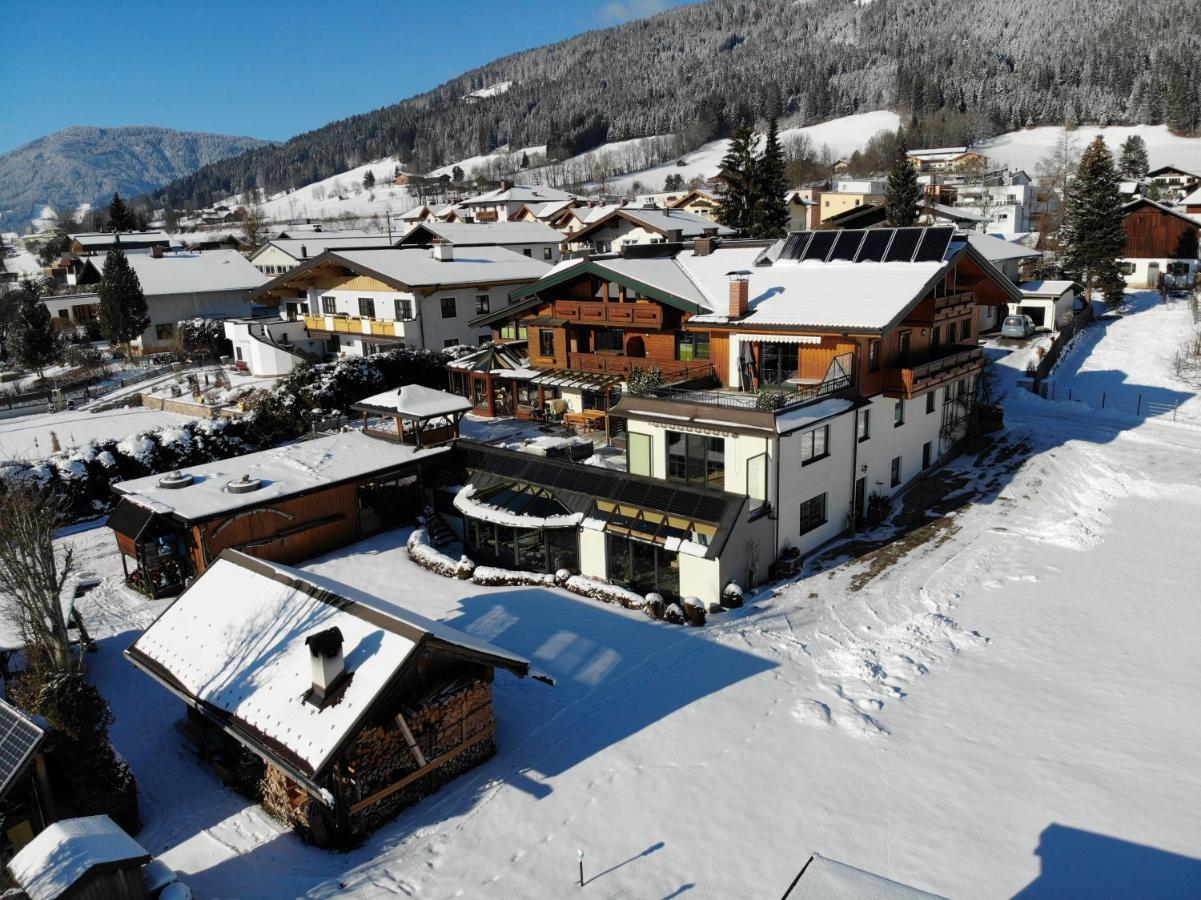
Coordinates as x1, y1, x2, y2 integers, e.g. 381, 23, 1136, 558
304, 626, 345, 707
151, 245, 165, 259
431, 241, 454, 262
807, 191, 823, 230
727, 271, 751, 318
693, 237, 714, 257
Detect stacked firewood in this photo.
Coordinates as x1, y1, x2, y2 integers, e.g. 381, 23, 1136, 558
260, 764, 315, 832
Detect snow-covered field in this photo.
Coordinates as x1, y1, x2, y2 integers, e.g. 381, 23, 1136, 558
979, 123, 1201, 176
48, 289, 1201, 897
0, 406, 196, 460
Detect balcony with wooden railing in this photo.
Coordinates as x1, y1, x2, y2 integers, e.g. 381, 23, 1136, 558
884, 345, 984, 399
902, 291, 975, 326
566, 352, 713, 382
551, 300, 664, 329
303, 314, 408, 340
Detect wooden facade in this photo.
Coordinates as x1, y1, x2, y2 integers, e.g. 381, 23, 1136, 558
1122, 200, 1201, 259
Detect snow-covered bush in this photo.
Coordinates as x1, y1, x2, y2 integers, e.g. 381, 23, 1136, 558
663, 603, 686, 625
564, 575, 646, 610
682, 596, 706, 626
405, 528, 474, 579
721, 581, 744, 609
471, 566, 556, 587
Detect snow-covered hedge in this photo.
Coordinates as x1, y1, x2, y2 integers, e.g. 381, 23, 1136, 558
471, 566, 556, 587
405, 528, 475, 579
564, 575, 646, 610
0, 416, 253, 521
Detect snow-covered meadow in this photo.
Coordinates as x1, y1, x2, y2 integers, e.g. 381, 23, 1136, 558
49, 291, 1201, 897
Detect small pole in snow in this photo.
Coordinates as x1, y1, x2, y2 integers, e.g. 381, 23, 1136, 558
1101, 392, 1106, 409
577, 848, 584, 887
1136, 394, 1141, 416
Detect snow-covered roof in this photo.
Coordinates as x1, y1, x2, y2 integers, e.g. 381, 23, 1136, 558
406, 221, 564, 246
398, 205, 433, 221
775, 398, 856, 435
786, 853, 944, 899
356, 383, 472, 418
1122, 196, 1201, 228
271, 226, 372, 240
524, 199, 576, 219
607, 207, 734, 238
963, 231, 1042, 262
926, 202, 989, 224
70, 230, 170, 248
1179, 186, 1201, 206
114, 249, 266, 296
908, 146, 973, 160
127, 552, 532, 779
9, 815, 150, 900
1018, 280, 1080, 297
113, 430, 446, 522
461, 184, 577, 206
329, 246, 553, 288
254, 235, 394, 261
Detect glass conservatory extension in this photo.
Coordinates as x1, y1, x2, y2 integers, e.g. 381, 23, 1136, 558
460, 481, 580, 573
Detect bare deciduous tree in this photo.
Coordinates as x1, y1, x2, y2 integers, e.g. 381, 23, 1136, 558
0, 481, 77, 673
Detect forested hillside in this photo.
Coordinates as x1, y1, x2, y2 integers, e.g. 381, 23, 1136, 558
157, 0, 1200, 209
0, 126, 269, 230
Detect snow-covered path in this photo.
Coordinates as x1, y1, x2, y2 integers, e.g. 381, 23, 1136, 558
56, 291, 1201, 898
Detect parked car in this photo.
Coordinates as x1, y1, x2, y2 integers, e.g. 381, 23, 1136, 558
1001, 314, 1036, 339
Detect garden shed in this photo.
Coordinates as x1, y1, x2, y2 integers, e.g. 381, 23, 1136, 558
125, 550, 550, 846
7, 815, 151, 900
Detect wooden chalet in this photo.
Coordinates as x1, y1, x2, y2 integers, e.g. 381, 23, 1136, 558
107, 429, 453, 598
1121, 198, 1200, 260
125, 552, 549, 847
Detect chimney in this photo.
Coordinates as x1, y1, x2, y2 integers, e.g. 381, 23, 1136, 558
304, 626, 345, 706
151, 245, 165, 259
499, 179, 514, 191
431, 241, 454, 262
808, 190, 823, 230
301, 244, 308, 258
727, 271, 750, 318
693, 237, 713, 257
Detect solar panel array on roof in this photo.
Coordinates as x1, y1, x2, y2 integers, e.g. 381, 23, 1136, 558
0, 699, 44, 799
460, 444, 730, 524
776, 227, 957, 264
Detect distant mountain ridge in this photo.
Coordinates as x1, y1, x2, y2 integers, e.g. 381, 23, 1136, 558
154, 0, 1200, 211
0, 125, 271, 230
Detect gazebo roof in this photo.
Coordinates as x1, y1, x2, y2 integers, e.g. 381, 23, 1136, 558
447, 342, 529, 373
355, 384, 472, 420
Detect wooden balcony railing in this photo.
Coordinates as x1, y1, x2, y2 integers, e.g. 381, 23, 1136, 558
552, 300, 664, 328
884, 345, 984, 398
903, 291, 975, 326
566, 352, 713, 382
303, 314, 405, 339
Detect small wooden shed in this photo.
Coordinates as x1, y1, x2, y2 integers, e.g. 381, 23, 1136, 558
125, 550, 551, 847
7, 815, 151, 900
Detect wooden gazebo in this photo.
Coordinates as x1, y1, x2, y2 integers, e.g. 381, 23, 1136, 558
353, 384, 473, 446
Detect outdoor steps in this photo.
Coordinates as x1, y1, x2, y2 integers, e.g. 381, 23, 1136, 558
423, 509, 456, 549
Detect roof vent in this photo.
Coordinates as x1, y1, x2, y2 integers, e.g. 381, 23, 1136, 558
158, 470, 193, 489
226, 473, 263, 494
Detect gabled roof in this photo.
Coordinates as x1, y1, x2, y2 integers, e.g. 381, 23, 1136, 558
667, 189, 720, 208
964, 231, 1042, 262
398, 205, 434, 221
397, 221, 564, 248
1018, 280, 1082, 297
250, 235, 395, 262
1121, 197, 1201, 229
461, 184, 577, 206
69, 230, 170, 249
1147, 165, 1200, 179
785, 852, 944, 899
252, 246, 552, 301
118, 249, 266, 296
1179, 186, 1201, 206
126, 552, 536, 791
568, 207, 735, 244
9, 815, 150, 900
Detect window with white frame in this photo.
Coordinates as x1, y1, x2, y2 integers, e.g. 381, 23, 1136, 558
321, 296, 336, 315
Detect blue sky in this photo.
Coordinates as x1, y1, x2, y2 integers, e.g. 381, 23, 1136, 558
0, 0, 689, 154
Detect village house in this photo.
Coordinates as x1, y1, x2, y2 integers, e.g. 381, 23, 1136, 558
564, 206, 735, 254
793, 181, 888, 223
508, 198, 581, 226
44, 249, 268, 355
1119, 197, 1201, 288
249, 233, 395, 276
222, 315, 326, 376
452, 228, 1020, 605
942, 170, 1059, 233
125, 551, 547, 847
395, 220, 564, 262
68, 230, 171, 255
906, 147, 988, 174
397, 205, 435, 229
456, 182, 579, 222
106, 401, 465, 597
785, 191, 821, 232
1145, 165, 1201, 202
1180, 186, 1201, 216
249, 245, 552, 357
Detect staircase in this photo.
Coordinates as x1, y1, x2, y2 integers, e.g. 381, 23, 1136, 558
422, 507, 456, 549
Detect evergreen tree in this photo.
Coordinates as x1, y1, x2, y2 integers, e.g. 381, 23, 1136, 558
9, 280, 58, 378
1118, 135, 1149, 179
1062, 137, 1127, 309
884, 137, 921, 227
752, 117, 789, 238
97, 247, 150, 357
452, 165, 465, 183
715, 125, 758, 233
107, 192, 135, 233
362, 170, 376, 189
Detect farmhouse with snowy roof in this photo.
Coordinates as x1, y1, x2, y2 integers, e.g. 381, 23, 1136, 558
1119, 197, 1200, 288
395, 220, 563, 262
248, 245, 552, 363
125, 551, 548, 846
564, 206, 735, 255
457, 181, 579, 222
447, 228, 1021, 606
249, 233, 396, 276
69, 230, 171, 255
906, 146, 987, 174
106, 419, 458, 597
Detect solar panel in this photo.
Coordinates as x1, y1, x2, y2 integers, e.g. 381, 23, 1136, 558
855, 229, 893, 262
913, 226, 955, 262
829, 229, 865, 261
883, 227, 924, 262
800, 231, 837, 261
694, 497, 728, 523
0, 700, 44, 799
779, 232, 812, 261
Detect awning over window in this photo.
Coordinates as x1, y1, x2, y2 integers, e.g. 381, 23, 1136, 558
592, 499, 717, 557
106, 498, 159, 541
530, 369, 622, 390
